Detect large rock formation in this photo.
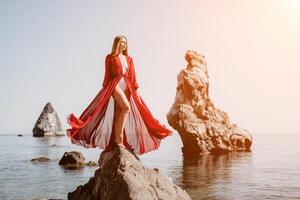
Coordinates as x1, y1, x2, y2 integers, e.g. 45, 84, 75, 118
167, 50, 253, 155
32, 102, 64, 137
68, 147, 191, 200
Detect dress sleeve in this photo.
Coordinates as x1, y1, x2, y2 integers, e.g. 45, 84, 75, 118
130, 58, 139, 91
102, 55, 111, 87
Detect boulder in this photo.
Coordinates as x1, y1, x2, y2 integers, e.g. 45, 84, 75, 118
167, 50, 253, 155
230, 124, 253, 151
30, 157, 51, 162
59, 151, 85, 170
85, 161, 98, 167
68, 147, 191, 200
32, 102, 64, 137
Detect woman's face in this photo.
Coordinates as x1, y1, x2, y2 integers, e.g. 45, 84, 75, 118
118, 37, 127, 52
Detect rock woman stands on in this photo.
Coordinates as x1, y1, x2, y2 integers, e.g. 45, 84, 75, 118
67, 35, 172, 154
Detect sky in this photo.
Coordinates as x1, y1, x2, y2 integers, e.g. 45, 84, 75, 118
0, 0, 300, 135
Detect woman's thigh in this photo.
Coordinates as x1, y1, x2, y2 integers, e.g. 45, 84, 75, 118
112, 84, 130, 111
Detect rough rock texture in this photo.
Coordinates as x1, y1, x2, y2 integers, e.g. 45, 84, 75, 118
32, 102, 64, 137
68, 147, 191, 200
59, 151, 85, 170
167, 50, 253, 155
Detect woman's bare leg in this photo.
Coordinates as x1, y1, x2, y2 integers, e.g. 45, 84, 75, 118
112, 84, 130, 147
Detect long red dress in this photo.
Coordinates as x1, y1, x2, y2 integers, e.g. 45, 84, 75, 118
66, 54, 173, 154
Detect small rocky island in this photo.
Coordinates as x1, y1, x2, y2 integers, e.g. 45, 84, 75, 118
59, 151, 98, 169
167, 50, 253, 155
68, 147, 191, 200
32, 102, 64, 137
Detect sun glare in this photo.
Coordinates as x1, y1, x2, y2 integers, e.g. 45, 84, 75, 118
276, 0, 300, 30
282, 0, 300, 18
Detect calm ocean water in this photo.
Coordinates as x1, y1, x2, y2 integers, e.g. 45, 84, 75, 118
0, 133, 300, 200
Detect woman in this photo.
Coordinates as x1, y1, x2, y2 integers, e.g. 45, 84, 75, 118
66, 35, 172, 155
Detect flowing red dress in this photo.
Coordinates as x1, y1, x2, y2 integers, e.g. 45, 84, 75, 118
66, 54, 173, 155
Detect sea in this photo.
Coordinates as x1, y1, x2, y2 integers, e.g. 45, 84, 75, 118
0, 133, 299, 200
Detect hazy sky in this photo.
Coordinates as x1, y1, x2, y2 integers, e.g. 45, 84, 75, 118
1, 0, 299, 135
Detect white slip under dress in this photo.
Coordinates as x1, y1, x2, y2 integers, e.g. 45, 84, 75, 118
118, 54, 128, 91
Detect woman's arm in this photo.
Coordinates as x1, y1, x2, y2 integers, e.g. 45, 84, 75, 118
130, 58, 139, 91
102, 55, 111, 87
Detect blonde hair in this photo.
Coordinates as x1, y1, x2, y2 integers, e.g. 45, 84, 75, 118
110, 35, 129, 56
